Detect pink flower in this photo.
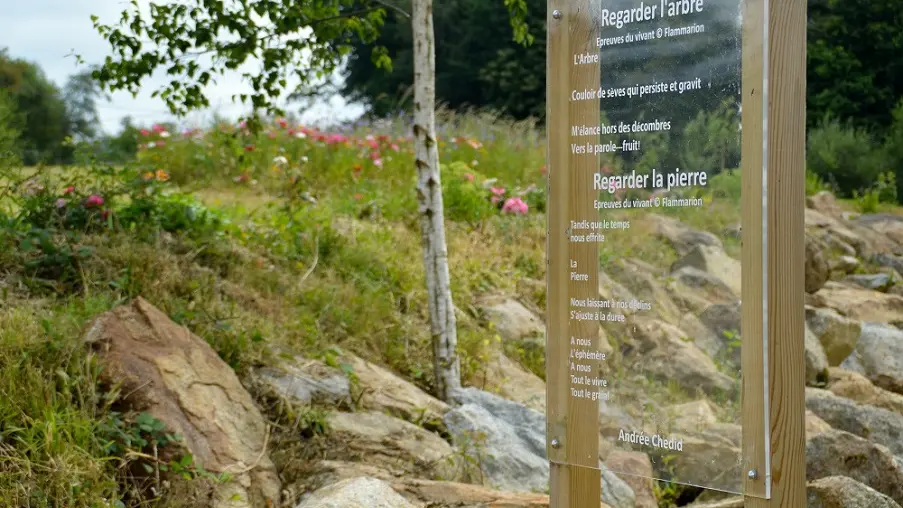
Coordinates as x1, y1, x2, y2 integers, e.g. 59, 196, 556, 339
540, 166, 547, 175
140, 129, 150, 136
464, 173, 475, 182
502, 197, 529, 215
490, 186, 506, 204
152, 124, 165, 133
63, 186, 75, 195
467, 139, 483, 150
55, 198, 67, 208
354, 193, 364, 201
277, 118, 288, 128
84, 195, 104, 208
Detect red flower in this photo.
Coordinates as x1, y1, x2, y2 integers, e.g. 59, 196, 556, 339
353, 193, 364, 201
244, 144, 255, 152
63, 186, 75, 195
101, 209, 111, 220
84, 195, 104, 208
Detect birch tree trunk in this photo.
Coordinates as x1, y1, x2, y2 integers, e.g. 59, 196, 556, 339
411, 0, 461, 403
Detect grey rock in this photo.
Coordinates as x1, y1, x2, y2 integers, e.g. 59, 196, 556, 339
806, 307, 861, 366
873, 253, 903, 276
650, 214, 723, 256
671, 245, 741, 296
671, 266, 737, 302
601, 463, 637, 508
446, 388, 636, 508
849, 323, 903, 395
254, 358, 350, 406
444, 389, 548, 494
295, 476, 415, 508
805, 388, 903, 457
807, 429, 903, 504
698, 302, 742, 367
833, 255, 861, 274
805, 328, 830, 387
806, 236, 832, 293
807, 476, 902, 508
844, 273, 895, 292
479, 298, 544, 342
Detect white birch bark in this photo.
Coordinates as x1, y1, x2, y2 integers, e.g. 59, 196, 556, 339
411, 0, 461, 402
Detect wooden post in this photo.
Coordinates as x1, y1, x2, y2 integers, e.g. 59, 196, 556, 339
742, 0, 808, 505
546, 0, 806, 506
546, 0, 602, 506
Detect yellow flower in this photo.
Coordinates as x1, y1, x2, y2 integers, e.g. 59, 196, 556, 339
142, 171, 154, 181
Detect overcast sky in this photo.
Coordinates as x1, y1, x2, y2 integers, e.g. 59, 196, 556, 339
1, 0, 365, 134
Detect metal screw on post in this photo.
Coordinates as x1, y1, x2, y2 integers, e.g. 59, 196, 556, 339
551, 438, 561, 449
552, 9, 562, 19
748, 469, 758, 481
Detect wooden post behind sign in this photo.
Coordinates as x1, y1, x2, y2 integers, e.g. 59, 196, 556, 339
546, 0, 602, 505
742, 0, 808, 505
545, 0, 807, 506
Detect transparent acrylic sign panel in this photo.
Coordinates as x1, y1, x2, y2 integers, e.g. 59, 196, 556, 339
559, 0, 768, 496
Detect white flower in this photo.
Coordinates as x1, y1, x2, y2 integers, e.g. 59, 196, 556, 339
295, 132, 307, 139
147, 142, 157, 148
273, 155, 288, 165
159, 131, 171, 138
471, 160, 479, 166
300, 156, 309, 163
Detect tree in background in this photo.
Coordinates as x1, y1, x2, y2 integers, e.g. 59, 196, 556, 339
807, 0, 903, 132
63, 68, 103, 141
343, 0, 546, 120
88, 0, 531, 402
0, 49, 72, 165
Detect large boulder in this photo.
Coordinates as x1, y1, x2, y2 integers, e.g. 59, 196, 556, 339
805, 388, 903, 456
479, 297, 545, 343
610, 259, 683, 325
605, 450, 657, 508
328, 411, 457, 480
294, 476, 415, 508
807, 191, 844, 218
294, 460, 552, 508
671, 245, 741, 297
84, 298, 280, 508
444, 388, 547, 493
806, 235, 832, 294
670, 266, 737, 304
807, 476, 902, 508
648, 214, 724, 256
252, 356, 350, 407
811, 283, 903, 323
698, 303, 742, 367
857, 214, 903, 246
630, 319, 735, 396
806, 429, 903, 504
805, 307, 861, 366
340, 353, 449, 428
480, 352, 546, 413
843, 323, 903, 395
444, 388, 634, 508
828, 368, 903, 415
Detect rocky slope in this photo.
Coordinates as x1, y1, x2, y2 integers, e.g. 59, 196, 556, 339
84, 191, 903, 507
